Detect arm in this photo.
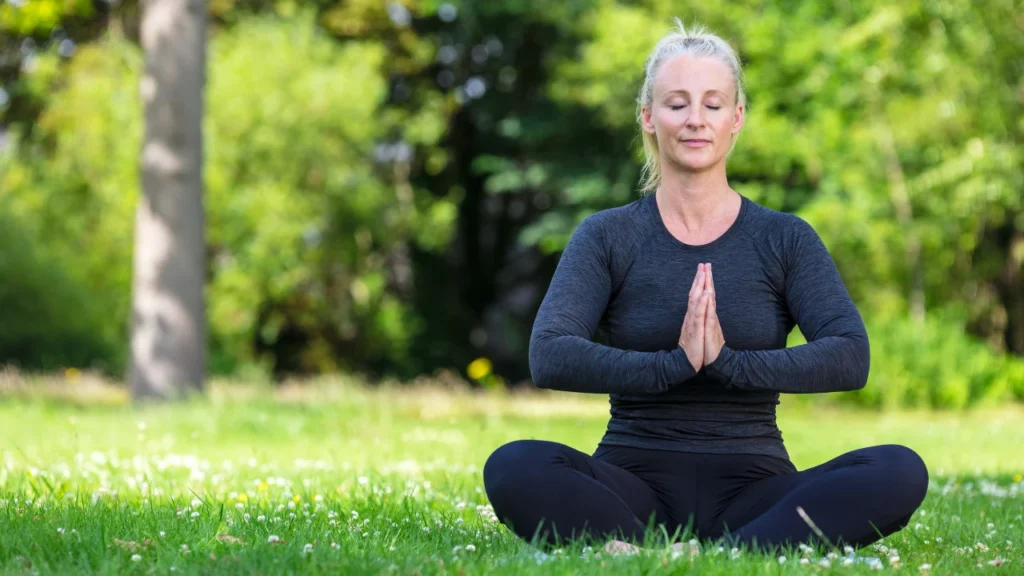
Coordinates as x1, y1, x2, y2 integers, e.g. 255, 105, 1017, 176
705, 218, 870, 393
529, 216, 698, 394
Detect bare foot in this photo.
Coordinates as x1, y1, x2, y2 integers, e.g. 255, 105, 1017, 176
603, 540, 641, 555
671, 539, 701, 559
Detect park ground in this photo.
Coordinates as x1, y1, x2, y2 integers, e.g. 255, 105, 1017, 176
0, 373, 1021, 574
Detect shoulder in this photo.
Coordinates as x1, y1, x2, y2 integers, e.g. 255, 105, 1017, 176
740, 198, 818, 240
737, 197, 831, 271
576, 195, 658, 249
740, 198, 828, 254
571, 196, 659, 287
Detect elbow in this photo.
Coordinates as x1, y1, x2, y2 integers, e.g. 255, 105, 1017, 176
528, 332, 558, 390
844, 333, 870, 391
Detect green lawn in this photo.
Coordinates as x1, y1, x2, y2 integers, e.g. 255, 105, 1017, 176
0, 376, 1021, 574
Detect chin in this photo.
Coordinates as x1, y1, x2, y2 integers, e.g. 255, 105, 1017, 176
671, 156, 719, 174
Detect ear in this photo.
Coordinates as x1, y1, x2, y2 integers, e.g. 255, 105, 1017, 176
730, 103, 744, 135
641, 105, 657, 135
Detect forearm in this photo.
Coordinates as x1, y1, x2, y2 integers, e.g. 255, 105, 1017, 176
529, 332, 697, 394
704, 334, 869, 393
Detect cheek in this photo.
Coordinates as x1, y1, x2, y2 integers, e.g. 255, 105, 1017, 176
653, 108, 684, 132
713, 116, 735, 141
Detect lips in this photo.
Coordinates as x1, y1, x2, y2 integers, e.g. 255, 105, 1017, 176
682, 139, 710, 147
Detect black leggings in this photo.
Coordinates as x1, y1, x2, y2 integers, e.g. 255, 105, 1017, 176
483, 440, 928, 551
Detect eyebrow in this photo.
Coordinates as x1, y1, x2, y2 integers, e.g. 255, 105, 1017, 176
663, 89, 728, 97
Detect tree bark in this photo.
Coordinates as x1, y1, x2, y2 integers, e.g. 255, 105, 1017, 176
129, 0, 207, 399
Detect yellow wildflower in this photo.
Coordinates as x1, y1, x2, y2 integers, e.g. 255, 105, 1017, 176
467, 358, 492, 380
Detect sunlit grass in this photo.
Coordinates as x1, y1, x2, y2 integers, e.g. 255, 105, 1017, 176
0, 373, 1021, 574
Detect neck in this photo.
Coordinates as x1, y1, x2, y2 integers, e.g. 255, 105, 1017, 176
655, 163, 736, 232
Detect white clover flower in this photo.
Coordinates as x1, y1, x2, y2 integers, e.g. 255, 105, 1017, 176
235, 503, 244, 510
331, 542, 340, 550
919, 563, 932, 571
159, 531, 165, 538
190, 511, 199, 519
257, 515, 266, 522
268, 535, 280, 543
844, 545, 854, 554
423, 527, 430, 534
466, 544, 476, 552
131, 554, 141, 562
180, 544, 190, 554
778, 556, 786, 564
302, 543, 313, 554
358, 477, 369, 485
57, 528, 64, 535
819, 558, 832, 568
799, 558, 809, 565
351, 510, 359, 519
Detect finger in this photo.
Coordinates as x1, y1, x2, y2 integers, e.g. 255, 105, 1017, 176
689, 266, 703, 301
698, 289, 711, 318
707, 264, 715, 295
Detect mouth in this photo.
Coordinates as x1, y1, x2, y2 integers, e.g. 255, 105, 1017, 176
681, 139, 710, 148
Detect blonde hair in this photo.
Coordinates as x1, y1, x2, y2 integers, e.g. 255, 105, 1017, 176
636, 19, 747, 194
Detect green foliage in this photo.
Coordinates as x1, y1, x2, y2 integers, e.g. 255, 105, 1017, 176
0, 211, 118, 372
1, 0, 1021, 402
0, 0, 94, 35
1, 11, 456, 378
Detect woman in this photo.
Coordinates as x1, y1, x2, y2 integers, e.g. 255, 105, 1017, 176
482, 20, 928, 553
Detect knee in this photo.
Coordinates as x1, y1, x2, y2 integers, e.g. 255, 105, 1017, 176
872, 444, 929, 505
483, 440, 561, 501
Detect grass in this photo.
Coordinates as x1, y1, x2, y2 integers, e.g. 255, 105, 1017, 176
0, 372, 1021, 574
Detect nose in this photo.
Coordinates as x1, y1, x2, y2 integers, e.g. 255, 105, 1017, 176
685, 106, 706, 131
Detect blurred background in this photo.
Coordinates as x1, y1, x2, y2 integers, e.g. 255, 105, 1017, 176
0, 0, 1021, 409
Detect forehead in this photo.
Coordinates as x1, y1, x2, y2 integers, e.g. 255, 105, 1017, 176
653, 54, 734, 98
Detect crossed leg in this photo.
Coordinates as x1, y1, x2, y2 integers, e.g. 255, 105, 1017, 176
712, 445, 929, 551
483, 439, 672, 546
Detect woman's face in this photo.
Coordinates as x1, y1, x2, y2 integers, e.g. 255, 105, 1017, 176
641, 54, 744, 174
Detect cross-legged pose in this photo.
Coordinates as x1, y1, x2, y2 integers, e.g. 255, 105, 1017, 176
483, 20, 928, 553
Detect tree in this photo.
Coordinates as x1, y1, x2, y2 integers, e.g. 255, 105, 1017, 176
128, 0, 207, 398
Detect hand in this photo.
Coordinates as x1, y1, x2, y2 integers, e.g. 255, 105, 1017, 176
704, 263, 725, 365
679, 263, 711, 372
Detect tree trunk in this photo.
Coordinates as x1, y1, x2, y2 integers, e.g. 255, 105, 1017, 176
129, 0, 207, 399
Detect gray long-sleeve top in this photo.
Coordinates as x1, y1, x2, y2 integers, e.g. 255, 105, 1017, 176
528, 193, 870, 460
